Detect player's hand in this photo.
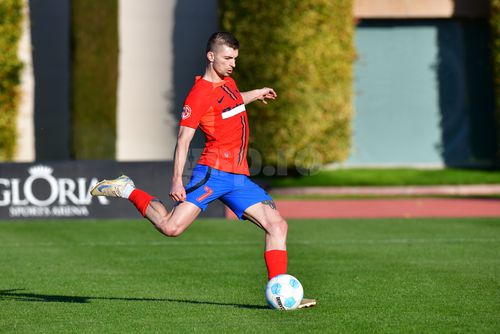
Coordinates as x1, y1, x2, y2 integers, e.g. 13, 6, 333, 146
258, 87, 277, 104
169, 180, 186, 202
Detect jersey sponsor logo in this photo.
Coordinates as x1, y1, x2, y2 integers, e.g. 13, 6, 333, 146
217, 96, 225, 104
181, 105, 192, 120
221, 104, 246, 119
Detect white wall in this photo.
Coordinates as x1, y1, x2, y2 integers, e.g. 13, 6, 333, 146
15, 0, 35, 162
117, 0, 178, 161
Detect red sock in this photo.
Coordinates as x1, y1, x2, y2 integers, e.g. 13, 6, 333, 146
128, 189, 154, 217
264, 250, 288, 280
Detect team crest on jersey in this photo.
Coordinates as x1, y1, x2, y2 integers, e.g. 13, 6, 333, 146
181, 105, 192, 120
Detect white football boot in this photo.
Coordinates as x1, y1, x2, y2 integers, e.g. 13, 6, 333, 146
298, 298, 317, 309
90, 175, 135, 198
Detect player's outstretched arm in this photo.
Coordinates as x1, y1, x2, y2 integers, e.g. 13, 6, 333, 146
241, 87, 277, 105
170, 126, 196, 202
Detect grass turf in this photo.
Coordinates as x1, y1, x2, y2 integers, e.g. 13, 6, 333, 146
266, 168, 500, 187
0, 218, 499, 333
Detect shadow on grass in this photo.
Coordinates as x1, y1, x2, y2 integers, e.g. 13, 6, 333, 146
0, 289, 268, 310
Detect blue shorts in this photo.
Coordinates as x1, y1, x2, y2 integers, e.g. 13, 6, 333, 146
184, 164, 272, 220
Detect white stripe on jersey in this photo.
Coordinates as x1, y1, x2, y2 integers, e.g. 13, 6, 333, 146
221, 104, 246, 119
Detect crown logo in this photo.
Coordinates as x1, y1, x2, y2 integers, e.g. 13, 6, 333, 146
28, 165, 54, 176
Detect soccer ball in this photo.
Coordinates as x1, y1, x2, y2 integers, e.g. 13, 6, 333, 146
265, 274, 304, 310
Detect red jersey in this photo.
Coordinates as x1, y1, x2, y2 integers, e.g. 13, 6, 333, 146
180, 76, 250, 175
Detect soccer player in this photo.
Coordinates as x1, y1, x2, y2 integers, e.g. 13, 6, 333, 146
91, 32, 315, 308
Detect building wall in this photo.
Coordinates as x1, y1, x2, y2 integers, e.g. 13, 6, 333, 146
353, 0, 489, 18
348, 0, 495, 167
349, 22, 443, 166
348, 19, 496, 167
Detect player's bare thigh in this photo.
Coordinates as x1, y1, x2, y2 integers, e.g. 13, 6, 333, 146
243, 200, 285, 231
146, 200, 201, 237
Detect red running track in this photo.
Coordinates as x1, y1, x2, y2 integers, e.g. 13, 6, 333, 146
226, 198, 500, 219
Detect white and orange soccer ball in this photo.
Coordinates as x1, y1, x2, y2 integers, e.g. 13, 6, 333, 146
265, 274, 304, 310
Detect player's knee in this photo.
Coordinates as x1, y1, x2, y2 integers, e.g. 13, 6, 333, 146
164, 226, 182, 237
279, 219, 288, 237
268, 217, 288, 238
158, 218, 183, 237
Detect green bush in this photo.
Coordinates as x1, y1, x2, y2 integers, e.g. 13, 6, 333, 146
492, 0, 500, 162
220, 0, 355, 171
0, 0, 23, 161
71, 0, 118, 159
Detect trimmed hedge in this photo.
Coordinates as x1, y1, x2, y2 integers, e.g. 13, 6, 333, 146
0, 0, 23, 161
71, 0, 118, 159
220, 0, 355, 171
492, 0, 500, 161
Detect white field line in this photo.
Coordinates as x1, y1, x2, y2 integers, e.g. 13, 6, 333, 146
1, 238, 499, 248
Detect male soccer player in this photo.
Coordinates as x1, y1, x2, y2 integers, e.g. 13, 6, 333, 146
91, 32, 315, 308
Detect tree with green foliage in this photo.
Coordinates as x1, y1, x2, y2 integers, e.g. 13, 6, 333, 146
0, 0, 23, 161
71, 0, 118, 159
491, 0, 500, 162
219, 0, 355, 171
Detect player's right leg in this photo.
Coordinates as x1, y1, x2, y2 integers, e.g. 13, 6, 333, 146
90, 175, 201, 237
145, 200, 200, 237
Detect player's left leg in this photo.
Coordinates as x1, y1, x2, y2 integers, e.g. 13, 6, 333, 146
243, 201, 317, 309
243, 201, 287, 252
242, 202, 288, 278
220, 176, 288, 280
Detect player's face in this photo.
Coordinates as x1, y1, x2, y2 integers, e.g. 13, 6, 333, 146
210, 45, 238, 77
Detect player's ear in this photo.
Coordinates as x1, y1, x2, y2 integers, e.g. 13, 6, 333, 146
207, 51, 215, 63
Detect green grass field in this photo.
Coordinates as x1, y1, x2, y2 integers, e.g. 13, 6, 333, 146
267, 168, 500, 187
1, 218, 499, 333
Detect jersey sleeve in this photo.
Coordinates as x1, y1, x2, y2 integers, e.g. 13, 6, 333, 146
179, 88, 211, 129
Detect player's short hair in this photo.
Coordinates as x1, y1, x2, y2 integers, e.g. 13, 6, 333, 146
206, 32, 239, 53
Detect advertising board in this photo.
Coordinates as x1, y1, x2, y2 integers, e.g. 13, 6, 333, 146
0, 161, 225, 219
